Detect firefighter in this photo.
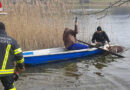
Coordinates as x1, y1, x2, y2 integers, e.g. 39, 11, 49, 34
91, 26, 110, 47
0, 22, 25, 90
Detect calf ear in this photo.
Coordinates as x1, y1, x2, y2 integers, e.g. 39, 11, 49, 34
108, 46, 111, 49
107, 47, 112, 51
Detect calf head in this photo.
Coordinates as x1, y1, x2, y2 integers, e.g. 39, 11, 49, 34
108, 46, 125, 53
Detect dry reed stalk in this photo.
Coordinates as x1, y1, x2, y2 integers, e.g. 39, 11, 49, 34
1, 0, 112, 50
0, 0, 73, 51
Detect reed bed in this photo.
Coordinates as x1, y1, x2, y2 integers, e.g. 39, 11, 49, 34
0, 0, 75, 51
0, 0, 126, 50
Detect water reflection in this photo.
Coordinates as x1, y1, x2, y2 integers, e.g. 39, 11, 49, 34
24, 53, 119, 78
63, 63, 82, 79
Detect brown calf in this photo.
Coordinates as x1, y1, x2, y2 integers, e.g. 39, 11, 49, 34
108, 46, 125, 53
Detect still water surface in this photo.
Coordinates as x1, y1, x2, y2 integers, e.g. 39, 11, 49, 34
1, 12, 130, 90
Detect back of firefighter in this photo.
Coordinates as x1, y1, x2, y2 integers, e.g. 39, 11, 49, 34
0, 22, 25, 90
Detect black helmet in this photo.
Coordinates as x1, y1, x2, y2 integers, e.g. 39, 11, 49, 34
0, 22, 7, 35
97, 26, 102, 31
0, 22, 5, 31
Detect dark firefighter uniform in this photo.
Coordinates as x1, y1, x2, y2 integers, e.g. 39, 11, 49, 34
92, 31, 110, 44
0, 22, 24, 90
91, 26, 110, 47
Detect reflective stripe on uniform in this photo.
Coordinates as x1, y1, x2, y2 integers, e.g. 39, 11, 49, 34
14, 48, 22, 54
9, 87, 16, 90
2, 44, 11, 70
17, 58, 24, 64
9, 83, 16, 90
0, 69, 14, 74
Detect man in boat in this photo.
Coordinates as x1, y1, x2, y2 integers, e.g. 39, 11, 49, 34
0, 22, 25, 90
63, 19, 89, 50
91, 26, 110, 47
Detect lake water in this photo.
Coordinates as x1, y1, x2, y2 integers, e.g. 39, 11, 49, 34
0, 9, 130, 90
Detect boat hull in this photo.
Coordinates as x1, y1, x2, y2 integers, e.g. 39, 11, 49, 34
23, 48, 103, 65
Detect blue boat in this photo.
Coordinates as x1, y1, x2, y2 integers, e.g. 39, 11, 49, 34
23, 47, 103, 65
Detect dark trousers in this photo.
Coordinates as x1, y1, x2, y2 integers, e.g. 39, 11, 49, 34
0, 75, 16, 90
95, 42, 105, 47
